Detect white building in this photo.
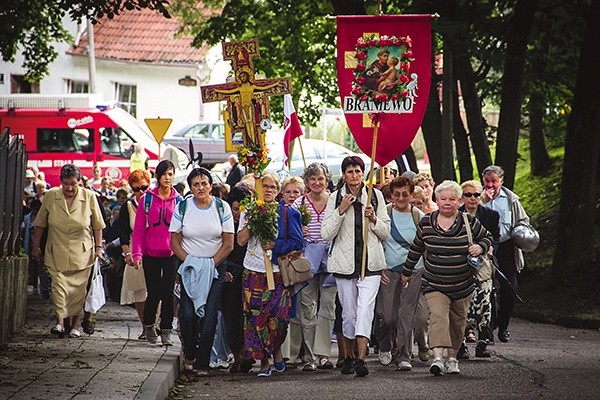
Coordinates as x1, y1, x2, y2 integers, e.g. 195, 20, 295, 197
0, 9, 231, 134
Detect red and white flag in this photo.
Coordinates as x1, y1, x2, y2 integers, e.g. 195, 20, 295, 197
283, 94, 304, 166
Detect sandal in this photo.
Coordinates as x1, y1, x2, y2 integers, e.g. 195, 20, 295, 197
50, 324, 64, 335
68, 328, 81, 338
317, 357, 334, 369
138, 331, 146, 341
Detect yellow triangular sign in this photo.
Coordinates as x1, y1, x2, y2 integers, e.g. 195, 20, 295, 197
144, 118, 173, 144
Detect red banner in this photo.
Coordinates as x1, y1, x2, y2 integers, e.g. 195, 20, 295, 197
337, 15, 432, 166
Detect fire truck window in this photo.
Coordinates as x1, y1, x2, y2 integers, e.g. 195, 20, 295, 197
37, 129, 93, 153
100, 127, 134, 157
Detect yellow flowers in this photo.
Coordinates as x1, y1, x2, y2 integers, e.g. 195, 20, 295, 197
241, 193, 279, 244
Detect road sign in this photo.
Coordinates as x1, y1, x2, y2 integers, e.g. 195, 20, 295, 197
144, 118, 172, 144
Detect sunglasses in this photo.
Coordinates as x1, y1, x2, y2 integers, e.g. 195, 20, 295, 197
463, 192, 481, 198
131, 185, 149, 193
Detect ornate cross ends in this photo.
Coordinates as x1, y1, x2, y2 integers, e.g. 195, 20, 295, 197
200, 39, 292, 148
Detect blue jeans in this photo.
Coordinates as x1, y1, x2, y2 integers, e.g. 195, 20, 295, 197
179, 262, 226, 371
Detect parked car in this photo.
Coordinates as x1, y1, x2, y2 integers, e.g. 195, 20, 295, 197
162, 121, 230, 169
265, 138, 372, 185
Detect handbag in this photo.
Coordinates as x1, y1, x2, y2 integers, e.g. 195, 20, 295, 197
277, 205, 312, 287
462, 213, 494, 281
85, 257, 106, 313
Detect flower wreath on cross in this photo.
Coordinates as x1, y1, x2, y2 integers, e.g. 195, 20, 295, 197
237, 142, 270, 176
351, 35, 415, 103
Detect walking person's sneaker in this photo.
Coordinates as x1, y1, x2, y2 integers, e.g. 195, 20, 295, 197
475, 342, 492, 357
395, 361, 412, 371
457, 343, 470, 359
378, 351, 392, 366
354, 359, 369, 377
341, 357, 355, 374
418, 348, 430, 362
257, 367, 272, 377
445, 357, 460, 374
145, 324, 158, 344
161, 329, 173, 346
429, 357, 445, 376
274, 360, 286, 373
498, 329, 510, 342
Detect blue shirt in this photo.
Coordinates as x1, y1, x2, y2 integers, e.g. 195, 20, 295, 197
485, 189, 512, 242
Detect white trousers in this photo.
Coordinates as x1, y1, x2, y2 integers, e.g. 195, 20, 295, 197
336, 275, 381, 340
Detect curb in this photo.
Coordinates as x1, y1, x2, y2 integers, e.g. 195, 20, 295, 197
135, 337, 181, 400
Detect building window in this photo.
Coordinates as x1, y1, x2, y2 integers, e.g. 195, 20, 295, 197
10, 75, 39, 93
115, 83, 137, 117
67, 80, 89, 93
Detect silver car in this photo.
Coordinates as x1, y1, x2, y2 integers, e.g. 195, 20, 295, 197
265, 138, 372, 185
162, 121, 230, 169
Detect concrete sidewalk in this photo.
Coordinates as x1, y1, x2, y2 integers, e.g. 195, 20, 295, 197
0, 294, 180, 400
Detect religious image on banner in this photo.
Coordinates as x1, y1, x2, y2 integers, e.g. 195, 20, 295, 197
337, 15, 432, 167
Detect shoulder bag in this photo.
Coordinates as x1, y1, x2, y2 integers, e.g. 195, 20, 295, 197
278, 205, 312, 287
462, 213, 494, 281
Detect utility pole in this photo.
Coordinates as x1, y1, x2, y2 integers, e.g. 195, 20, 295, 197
87, 18, 97, 94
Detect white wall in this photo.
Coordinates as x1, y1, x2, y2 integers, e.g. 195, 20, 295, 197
0, 17, 231, 136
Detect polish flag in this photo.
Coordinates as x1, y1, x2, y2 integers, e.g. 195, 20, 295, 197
283, 94, 304, 166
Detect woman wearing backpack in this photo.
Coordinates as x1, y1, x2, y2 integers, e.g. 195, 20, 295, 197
169, 167, 234, 376
375, 176, 424, 371
131, 160, 180, 346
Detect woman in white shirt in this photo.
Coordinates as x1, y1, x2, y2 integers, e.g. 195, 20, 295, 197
170, 167, 234, 376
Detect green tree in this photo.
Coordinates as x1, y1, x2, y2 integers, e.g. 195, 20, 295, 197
0, 0, 170, 81
552, 0, 600, 282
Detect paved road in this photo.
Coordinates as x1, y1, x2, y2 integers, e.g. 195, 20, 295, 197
173, 318, 600, 400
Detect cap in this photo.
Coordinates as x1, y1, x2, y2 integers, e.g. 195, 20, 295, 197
25, 170, 36, 178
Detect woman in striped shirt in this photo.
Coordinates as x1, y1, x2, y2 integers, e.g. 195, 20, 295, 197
401, 180, 491, 376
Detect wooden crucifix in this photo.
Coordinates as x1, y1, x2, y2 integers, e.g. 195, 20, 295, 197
201, 39, 292, 148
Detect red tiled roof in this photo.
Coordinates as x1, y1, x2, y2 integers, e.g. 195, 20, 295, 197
68, 9, 207, 64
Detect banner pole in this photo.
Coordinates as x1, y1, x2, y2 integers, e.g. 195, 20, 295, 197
361, 121, 379, 281
297, 136, 307, 168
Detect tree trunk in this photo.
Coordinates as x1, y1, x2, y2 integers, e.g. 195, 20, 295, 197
494, 0, 539, 189
421, 65, 444, 183
528, 89, 551, 176
453, 86, 473, 182
440, 41, 455, 181
454, 55, 492, 177
552, 0, 600, 282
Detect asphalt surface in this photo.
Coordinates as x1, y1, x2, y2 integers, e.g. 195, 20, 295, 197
172, 318, 600, 400
2, 294, 600, 400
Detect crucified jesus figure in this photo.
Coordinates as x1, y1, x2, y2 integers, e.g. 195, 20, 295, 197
212, 70, 284, 145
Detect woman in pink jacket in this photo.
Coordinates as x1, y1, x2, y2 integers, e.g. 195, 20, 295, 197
131, 160, 181, 346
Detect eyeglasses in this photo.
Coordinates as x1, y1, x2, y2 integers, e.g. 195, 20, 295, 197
392, 191, 410, 198
132, 185, 149, 193
463, 192, 481, 198
263, 184, 278, 191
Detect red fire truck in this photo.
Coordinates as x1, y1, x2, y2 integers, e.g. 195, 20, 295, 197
0, 94, 188, 186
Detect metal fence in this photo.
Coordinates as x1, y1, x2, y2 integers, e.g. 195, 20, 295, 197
0, 127, 27, 258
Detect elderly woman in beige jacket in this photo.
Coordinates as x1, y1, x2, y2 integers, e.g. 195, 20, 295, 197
321, 156, 390, 378
32, 164, 105, 338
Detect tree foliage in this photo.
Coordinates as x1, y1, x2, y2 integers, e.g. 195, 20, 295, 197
0, 0, 170, 81
171, 0, 348, 125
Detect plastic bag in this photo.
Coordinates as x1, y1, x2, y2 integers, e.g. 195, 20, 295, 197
85, 257, 106, 313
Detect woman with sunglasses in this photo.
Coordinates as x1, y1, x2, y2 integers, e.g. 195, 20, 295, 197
457, 180, 500, 359
376, 176, 425, 371
118, 169, 151, 340
131, 160, 181, 346
237, 171, 304, 377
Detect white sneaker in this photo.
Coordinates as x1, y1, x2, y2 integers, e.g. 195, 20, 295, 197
378, 351, 392, 366
396, 361, 412, 371
429, 357, 445, 376
445, 357, 460, 374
